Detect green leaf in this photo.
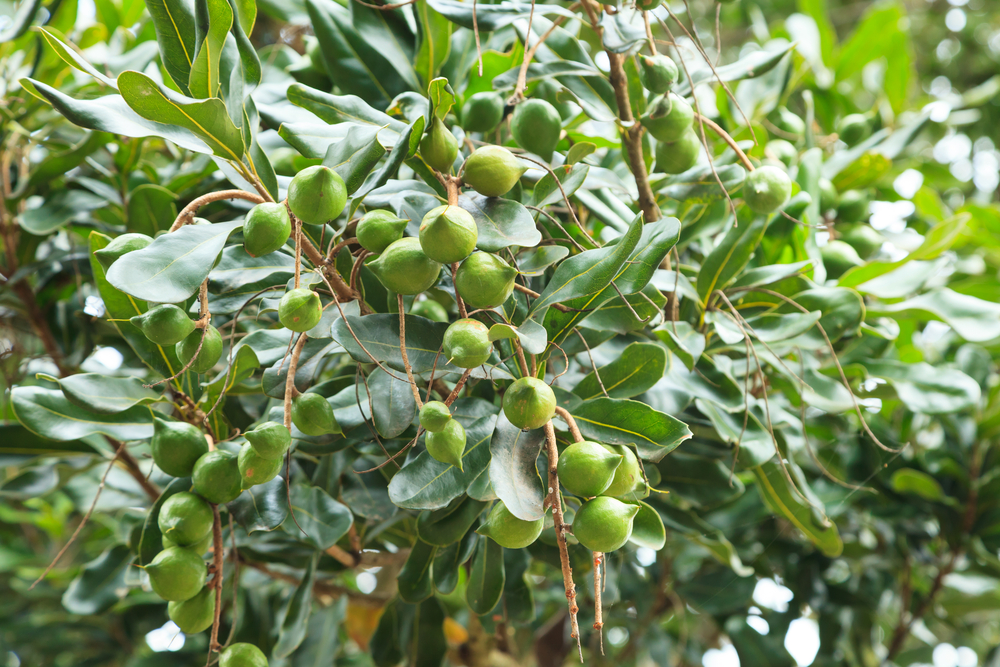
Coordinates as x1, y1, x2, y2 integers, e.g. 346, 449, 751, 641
572, 342, 666, 401
659, 164, 746, 203
517, 245, 570, 276
41, 373, 161, 415
426, 78, 454, 120
371, 599, 413, 667
492, 61, 601, 90
0, 424, 98, 457
487, 319, 547, 356
675, 565, 757, 614
229, 476, 289, 532
489, 414, 546, 521
863, 360, 981, 414
323, 125, 387, 196
291, 598, 346, 667
356, 116, 425, 200
501, 547, 535, 623
25, 82, 211, 154
425, 0, 576, 31
868, 288, 1000, 343
697, 214, 768, 304
333, 314, 460, 377
753, 459, 843, 557
459, 193, 542, 252
35, 27, 117, 86
656, 453, 745, 508
466, 536, 504, 615
726, 617, 797, 667
117, 71, 245, 162
289, 485, 354, 550
349, 1, 421, 92
12, 386, 154, 442
531, 164, 589, 209
412, 598, 447, 667
62, 545, 132, 615
417, 497, 488, 546
839, 214, 969, 287
530, 213, 644, 319
571, 398, 691, 462
387, 408, 497, 510
0, 0, 43, 42
415, 4, 453, 87
432, 531, 476, 594
287, 83, 408, 133
188, 0, 232, 98
18, 189, 107, 235
127, 184, 178, 236
696, 398, 774, 468
398, 539, 437, 603
369, 367, 418, 439
89, 232, 188, 383
600, 12, 645, 54
675, 43, 795, 96
145, 0, 198, 93
274, 554, 317, 659
628, 501, 666, 550
790, 286, 865, 342
106, 219, 243, 303
654, 322, 705, 371
729, 260, 814, 290
890, 468, 946, 502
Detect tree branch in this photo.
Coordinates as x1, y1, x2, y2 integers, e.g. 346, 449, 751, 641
170, 190, 265, 232
554, 406, 584, 442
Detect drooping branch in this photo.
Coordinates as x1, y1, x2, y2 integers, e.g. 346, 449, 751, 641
170, 190, 266, 232
208, 504, 225, 654
695, 113, 754, 172
543, 421, 583, 661
397, 295, 425, 409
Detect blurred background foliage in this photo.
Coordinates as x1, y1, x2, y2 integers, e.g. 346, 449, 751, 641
2, 0, 1000, 667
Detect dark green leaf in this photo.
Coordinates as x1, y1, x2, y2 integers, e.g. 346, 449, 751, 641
12, 387, 154, 441
229, 476, 289, 532
459, 193, 542, 252
753, 460, 842, 557
62, 545, 133, 615
274, 554, 317, 659
397, 539, 437, 603
42, 373, 161, 415
489, 414, 546, 521
289, 485, 354, 550
323, 125, 387, 196
572, 342, 666, 401
107, 219, 243, 303
369, 367, 418, 439
571, 398, 691, 462
466, 536, 504, 615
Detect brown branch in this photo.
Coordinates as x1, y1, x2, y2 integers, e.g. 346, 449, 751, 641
397, 295, 425, 409
170, 190, 265, 232
283, 333, 309, 431
299, 232, 358, 303
208, 504, 225, 654
543, 421, 583, 661
554, 406, 583, 443
512, 283, 576, 313
117, 445, 161, 500
605, 51, 659, 223
451, 262, 468, 318
444, 369, 473, 406
594, 551, 604, 655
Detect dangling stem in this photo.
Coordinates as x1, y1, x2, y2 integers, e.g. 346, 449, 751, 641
594, 551, 605, 655
283, 333, 309, 430
452, 263, 468, 318
293, 217, 303, 290
544, 421, 582, 661
397, 294, 424, 409
208, 504, 225, 654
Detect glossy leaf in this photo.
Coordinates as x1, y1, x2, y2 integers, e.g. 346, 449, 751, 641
145, 0, 198, 93
229, 476, 289, 532
42, 373, 161, 415
12, 386, 154, 442
289, 485, 354, 550
368, 367, 418, 439
571, 398, 691, 462
398, 539, 437, 603
489, 414, 546, 521
753, 460, 843, 557
274, 554, 318, 659
466, 536, 504, 615
628, 501, 666, 550
188, 0, 233, 98
62, 545, 132, 615
697, 214, 768, 303
654, 321, 706, 371
459, 193, 542, 252
572, 342, 667, 401
107, 219, 243, 303
323, 125, 386, 196
863, 360, 981, 414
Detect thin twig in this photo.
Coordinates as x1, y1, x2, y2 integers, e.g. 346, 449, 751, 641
208, 504, 225, 654
171, 190, 265, 232
695, 113, 754, 172
452, 263, 468, 318
594, 551, 604, 655
397, 295, 425, 409
575, 329, 609, 398
29, 440, 129, 589
444, 369, 473, 406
